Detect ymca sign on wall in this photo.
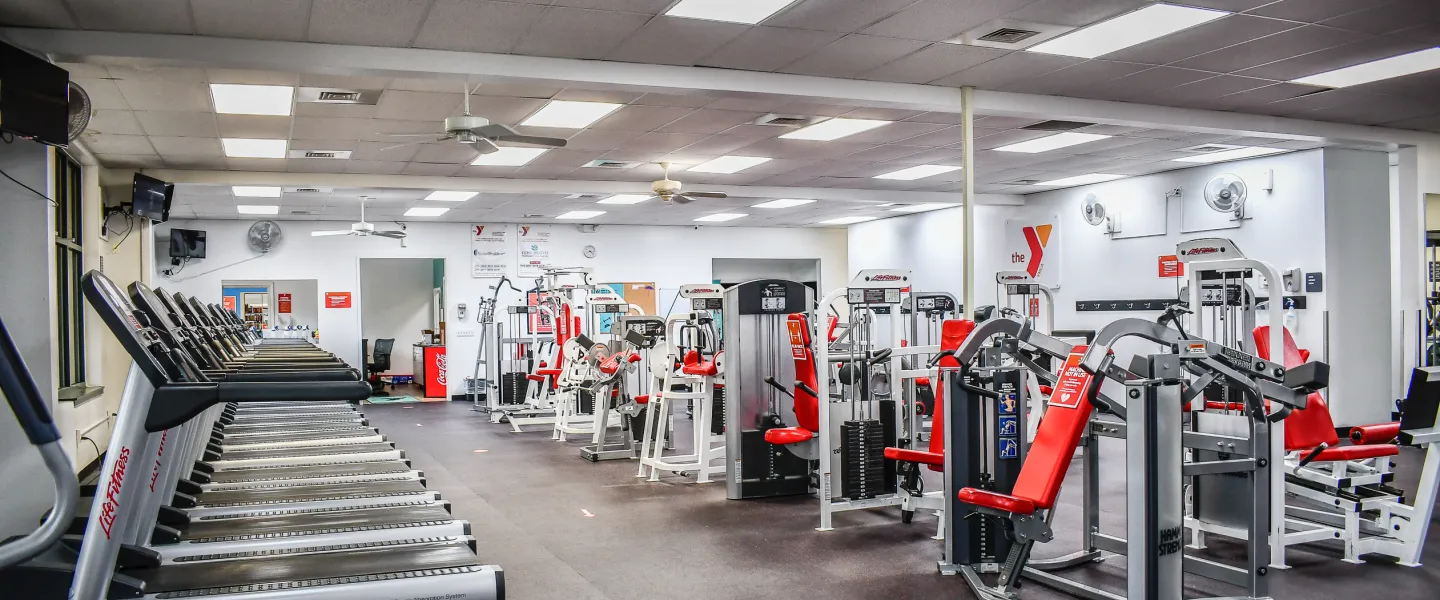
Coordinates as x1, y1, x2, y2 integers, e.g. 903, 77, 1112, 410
1004, 216, 1060, 287
471, 224, 510, 278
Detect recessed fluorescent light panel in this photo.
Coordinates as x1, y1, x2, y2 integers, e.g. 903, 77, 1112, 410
405, 207, 451, 217
694, 213, 748, 222
232, 186, 282, 198
688, 156, 772, 174
236, 205, 279, 215
557, 210, 606, 220
597, 194, 653, 205
891, 203, 960, 213
1027, 3, 1229, 59
471, 147, 548, 166
752, 198, 816, 209
665, 0, 798, 24
780, 118, 890, 141
425, 191, 478, 202
521, 100, 623, 128
1173, 147, 1286, 164
1292, 47, 1440, 88
995, 132, 1111, 153
222, 138, 288, 159
210, 84, 294, 116
1034, 173, 1126, 187
875, 165, 962, 180
820, 216, 877, 225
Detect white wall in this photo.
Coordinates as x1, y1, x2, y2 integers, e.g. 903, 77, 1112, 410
1324, 149, 1393, 424
273, 279, 318, 328
359, 259, 436, 374
153, 220, 847, 396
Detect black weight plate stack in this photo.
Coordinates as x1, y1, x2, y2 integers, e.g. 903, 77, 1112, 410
711, 386, 726, 435
501, 372, 529, 405
841, 419, 886, 500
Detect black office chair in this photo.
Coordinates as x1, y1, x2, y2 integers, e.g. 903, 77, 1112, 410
367, 338, 395, 396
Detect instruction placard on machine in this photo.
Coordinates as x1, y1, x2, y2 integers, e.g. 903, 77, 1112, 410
999, 437, 1019, 460
848, 288, 901, 305
692, 298, 724, 310
760, 283, 788, 312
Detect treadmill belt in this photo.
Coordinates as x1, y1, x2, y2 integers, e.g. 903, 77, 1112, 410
197, 479, 426, 506
215, 442, 394, 461
206, 460, 412, 484
182, 502, 453, 540
140, 539, 479, 593
222, 428, 376, 444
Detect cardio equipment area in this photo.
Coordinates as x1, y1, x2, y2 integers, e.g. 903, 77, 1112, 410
3, 3, 1440, 599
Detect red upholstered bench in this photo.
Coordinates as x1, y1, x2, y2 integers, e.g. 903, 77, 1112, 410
885, 319, 975, 475
766, 427, 814, 444
765, 314, 822, 447
681, 349, 718, 376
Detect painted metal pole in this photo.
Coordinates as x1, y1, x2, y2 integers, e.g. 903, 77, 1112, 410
962, 86, 976, 320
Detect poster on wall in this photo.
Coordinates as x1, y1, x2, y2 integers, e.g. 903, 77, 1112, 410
471, 224, 510, 278
1004, 216, 1060, 287
324, 292, 352, 309
527, 292, 554, 334
517, 225, 554, 277
222, 296, 237, 315
277, 293, 292, 313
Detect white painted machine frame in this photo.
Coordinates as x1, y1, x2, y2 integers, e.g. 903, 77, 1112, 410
635, 285, 726, 483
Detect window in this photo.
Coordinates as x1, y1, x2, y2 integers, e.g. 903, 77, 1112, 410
54, 151, 84, 388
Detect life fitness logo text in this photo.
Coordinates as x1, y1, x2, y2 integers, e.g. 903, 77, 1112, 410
1182, 247, 1221, 256
691, 288, 720, 294
868, 274, 903, 282
99, 447, 132, 540
1012, 224, 1054, 278
149, 430, 168, 493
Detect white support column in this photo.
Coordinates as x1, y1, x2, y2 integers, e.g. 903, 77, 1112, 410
961, 86, 976, 321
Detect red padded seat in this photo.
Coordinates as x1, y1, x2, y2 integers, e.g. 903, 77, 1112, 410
536, 368, 562, 377
765, 427, 814, 445
681, 349, 718, 376
634, 393, 657, 405
884, 447, 944, 466
526, 374, 546, 382
1310, 444, 1399, 461
957, 488, 1036, 515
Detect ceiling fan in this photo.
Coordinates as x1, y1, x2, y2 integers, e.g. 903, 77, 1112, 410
311, 197, 407, 240
381, 83, 569, 154
646, 162, 728, 205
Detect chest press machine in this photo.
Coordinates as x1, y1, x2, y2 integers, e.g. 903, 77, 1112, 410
635, 284, 727, 483
494, 269, 592, 433
552, 292, 642, 442
580, 315, 666, 462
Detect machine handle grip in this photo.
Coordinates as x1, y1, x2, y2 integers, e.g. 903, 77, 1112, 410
0, 318, 61, 445
795, 380, 819, 398
928, 350, 957, 368
1296, 442, 1328, 469
763, 376, 795, 399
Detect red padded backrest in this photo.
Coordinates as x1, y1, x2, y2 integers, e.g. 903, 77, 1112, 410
1012, 347, 1096, 509
826, 315, 839, 343
787, 313, 821, 433
1252, 326, 1338, 450
927, 320, 976, 469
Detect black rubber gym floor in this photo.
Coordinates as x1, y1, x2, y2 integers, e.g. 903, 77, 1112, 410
370, 402, 1440, 599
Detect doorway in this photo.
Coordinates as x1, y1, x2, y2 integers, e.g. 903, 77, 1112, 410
359, 258, 447, 399
221, 279, 319, 338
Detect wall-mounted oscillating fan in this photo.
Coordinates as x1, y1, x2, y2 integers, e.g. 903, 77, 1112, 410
1081, 193, 1107, 226
248, 220, 283, 253
1204, 173, 1248, 218
67, 82, 92, 142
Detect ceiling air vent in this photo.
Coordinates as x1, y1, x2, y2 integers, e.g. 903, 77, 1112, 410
565, 193, 606, 199
523, 213, 545, 219
583, 159, 640, 169
296, 88, 382, 105
753, 114, 826, 127
289, 210, 317, 215
1179, 143, 1243, 154
1004, 179, 1042, 186
285, 187, 333, 194
288, 150, 353, 160
1023, 120, 1094, 131
978, 28, 1041, 44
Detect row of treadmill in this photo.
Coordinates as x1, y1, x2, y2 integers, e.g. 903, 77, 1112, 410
0, 269, 504, 600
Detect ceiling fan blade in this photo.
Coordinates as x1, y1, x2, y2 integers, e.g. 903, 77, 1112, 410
470, 137, 501, 155
671, 195, 695, 205
373, 230, 408, 239
687, 191, 728, 199
379, 141, 430, 152
473, 124, 519, 138
382, 133, 446, 137
310, 230, 354, 237
493, 134, 568, 148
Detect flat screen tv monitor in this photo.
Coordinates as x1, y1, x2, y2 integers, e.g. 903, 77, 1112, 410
132, 173, 174, 223
0, 40, 69, 146
169, 229, 206, 259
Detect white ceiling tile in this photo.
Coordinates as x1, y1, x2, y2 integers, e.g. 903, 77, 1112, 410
590, 105, 695, 132
68, 0, 192, 33
1250, 0, 1374, 23
551, 88, 647, 103
655, 110, 763, 135
286, 159, 350, 174
0, 0, 78, 27
830, 121, 944, 145
766, 0, 916, 34
1181, 0, 1275, 11
615, 132, 710, 153
205, 68, 301, 86
86, 110, 145, 136
1001, 0, 1150, 28
731, 138, 874, 160
467, 96, 549, 124
510, 166, 581, 179
931, 52, 1081, 88
297, 73, 393, 89
413, 143, 480, 163
999, 60, 1154, 95
525, 149, 598, 169
838, 144, 927, 162
375, 90, 462, 121
860, 43, 1011, 84
512, 7, 652, 59
894, 126, 970, 148
306, 0, 432, 47
414, 0, 548, 53
840, 107, 928, 121
365, 119, 445, 142
404, 162, 465, 176
291, 117, 372, 141
294, 102, 380, 118
106, 65, 209, 82
971, 129, 1056, 150
84, 134, 156, 155
389, 78, 467, 93
226, 158, 288, 172
345, 160, 409, 174
634, 93, 716, 108
861, 0, 1035, 42
559, 128, 646, 151
1073, 66, 1221, 102
677, 133, 777, 156
459, 165, 520, 178
96, 153, 165, 169
192, 0, 310, 41
882, 147, 964, 165
609, 17, 750, 66
150, 136, 224, 156
1206, 82, 1321, 110
129, 111, 217, 138
1104, 15, 1301, 65
1322, 0, 1440, 35
216, 114, 293, 139
1236, 36, 1435, 81
699, 26, 846, 72
115, 79, 211, 112
1171, 25, 1371, 73
779, 34, 930, 78
69, 79, 130, 110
